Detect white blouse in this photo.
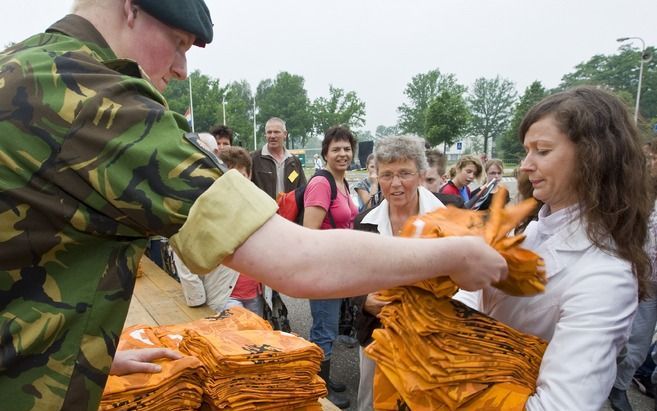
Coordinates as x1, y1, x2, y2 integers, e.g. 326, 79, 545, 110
455, 205, 637, 411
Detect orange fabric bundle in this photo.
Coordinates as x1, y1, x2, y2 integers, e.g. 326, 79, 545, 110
100, 356, 206, 411
366, 189, 548, 410
102, 307, 326, 410
101, 323, 205, 411
153, 306, 273, 349
179, 328, 327, 410
402, 187, 545, 297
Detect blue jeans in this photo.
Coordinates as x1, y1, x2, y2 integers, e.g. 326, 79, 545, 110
309, 298, 341, 359
614, 291, 657, 389
224, 296, 264, 317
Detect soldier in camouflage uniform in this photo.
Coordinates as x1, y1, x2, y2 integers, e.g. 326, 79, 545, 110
0, 1, 226, 409
0, 1, 508, 410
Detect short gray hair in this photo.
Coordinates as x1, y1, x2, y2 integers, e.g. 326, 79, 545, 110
265, 117, 287, 132
374, 135, 428, 172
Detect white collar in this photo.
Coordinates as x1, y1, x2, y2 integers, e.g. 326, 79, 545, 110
261, 144, 291, 160
523, 204, 593, 278
524, 204, 590, 251
362, 186, 444, 236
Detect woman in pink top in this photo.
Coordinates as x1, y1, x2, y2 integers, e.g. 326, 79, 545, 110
303, 126, 358, 409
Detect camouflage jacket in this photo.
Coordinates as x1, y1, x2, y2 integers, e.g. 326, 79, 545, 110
0, 15, 221, 410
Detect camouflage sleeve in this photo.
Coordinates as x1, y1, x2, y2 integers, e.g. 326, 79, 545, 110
170, 170, 278, 273
59, 72, 221, 238
1, 40, 221, 239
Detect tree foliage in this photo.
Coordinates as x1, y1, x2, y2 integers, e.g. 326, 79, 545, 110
311, 85, 366, 136
559, 44, 657, 125
162, 70, 223, 133
424, 89, 470, 149
223, 80, 256, 149
256, 72, 313, 149
375, 125, 400, 139
355, 129, 375, 142
498, 81, 547, 163
467, 76, 517, 157
397, 69, 466, 137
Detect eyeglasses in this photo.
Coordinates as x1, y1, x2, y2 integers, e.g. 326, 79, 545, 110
378, 171, 417, 182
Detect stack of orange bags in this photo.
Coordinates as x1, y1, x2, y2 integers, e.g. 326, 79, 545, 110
101, 307, 326, 410
179, 328, 327, 410
100, 323, 206, 411
365, 189, 549, 410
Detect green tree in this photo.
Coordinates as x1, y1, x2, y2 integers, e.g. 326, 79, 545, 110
424, 89, 470, 150
354, 129, 375, 142
311, 85, 366, 135
559, 44, 657, 124
467, 76, 517, 157
255, 72, 313, 148
498, 81, 547, 163
162, 70, 222, 132
397, 69, 466, 137
375, 125, 400, 139
222, 80, 256, 149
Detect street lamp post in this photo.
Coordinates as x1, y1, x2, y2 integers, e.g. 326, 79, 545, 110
617, 36, 651, 124
253, 96, 257, 150
222, 86, 231, 125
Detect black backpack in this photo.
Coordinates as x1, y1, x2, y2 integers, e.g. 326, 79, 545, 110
276, 169, 349, 228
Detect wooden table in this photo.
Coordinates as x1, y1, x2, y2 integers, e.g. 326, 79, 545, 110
125, 257, 339, 411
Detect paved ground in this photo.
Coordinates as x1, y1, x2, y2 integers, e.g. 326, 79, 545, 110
603, 386, 654, 411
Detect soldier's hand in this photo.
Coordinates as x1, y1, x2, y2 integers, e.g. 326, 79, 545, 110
110, 348, 183, 376
447, 237, 508, 291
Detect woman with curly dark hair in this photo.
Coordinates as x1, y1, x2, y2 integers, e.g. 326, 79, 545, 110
456, 86, 652, 410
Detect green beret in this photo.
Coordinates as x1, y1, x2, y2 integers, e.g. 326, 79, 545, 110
134, 0, 213, 47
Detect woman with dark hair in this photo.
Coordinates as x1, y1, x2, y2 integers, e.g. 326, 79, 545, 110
456, 86, 653, 410
303, 125, 359, 409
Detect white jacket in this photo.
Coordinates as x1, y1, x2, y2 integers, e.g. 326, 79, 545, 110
455, 205, 637, 411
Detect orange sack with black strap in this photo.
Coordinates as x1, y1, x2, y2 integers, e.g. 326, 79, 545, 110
366, 188, 548, 410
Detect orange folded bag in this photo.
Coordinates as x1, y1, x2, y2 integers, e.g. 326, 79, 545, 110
367, 188, 548, 410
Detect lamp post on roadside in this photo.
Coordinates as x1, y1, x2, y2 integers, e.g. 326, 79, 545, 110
253, 96, 257, 151
617, 36, 652, 124
222, 86, 231, 125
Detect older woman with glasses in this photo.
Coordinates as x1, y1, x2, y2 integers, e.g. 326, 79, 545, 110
351, 135, 446, 411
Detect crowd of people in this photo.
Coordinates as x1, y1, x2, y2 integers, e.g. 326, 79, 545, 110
1, 1, 656, 411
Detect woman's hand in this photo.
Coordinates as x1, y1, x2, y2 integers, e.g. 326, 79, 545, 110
364, 292, 389, 316
110, 348, 183, 376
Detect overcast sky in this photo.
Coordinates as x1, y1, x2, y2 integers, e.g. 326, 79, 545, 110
2, 1, 656, 132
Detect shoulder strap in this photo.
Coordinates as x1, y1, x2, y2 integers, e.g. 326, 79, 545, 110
314, 169, 338, 200
310, 170, 339, 228
183, 132, 227, 173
